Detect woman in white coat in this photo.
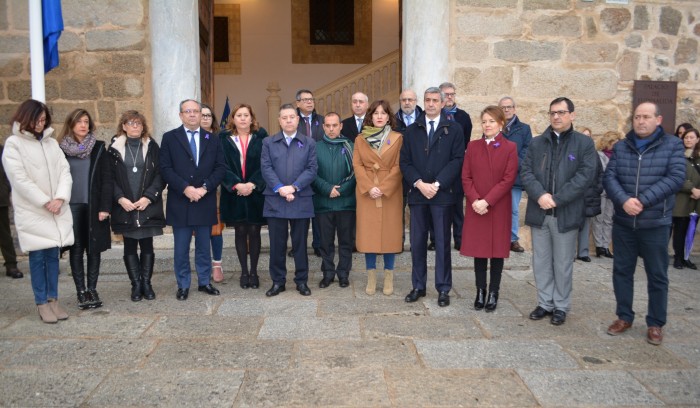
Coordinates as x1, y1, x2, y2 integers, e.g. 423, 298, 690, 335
2, 99, 74, 323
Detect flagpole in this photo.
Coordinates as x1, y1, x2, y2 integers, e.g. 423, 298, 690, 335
29, 0, 46, 102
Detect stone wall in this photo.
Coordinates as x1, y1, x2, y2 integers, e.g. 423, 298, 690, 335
451, 0, 699, 137
0, 0, 151, 142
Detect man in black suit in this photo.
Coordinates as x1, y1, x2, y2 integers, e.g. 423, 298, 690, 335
340, 92, 368, 142
296, 89, 324, 141
395, 89, 423, 132
159, 99, 227, 300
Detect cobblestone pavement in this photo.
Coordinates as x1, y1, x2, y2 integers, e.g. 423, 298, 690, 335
1, 232, 699, 407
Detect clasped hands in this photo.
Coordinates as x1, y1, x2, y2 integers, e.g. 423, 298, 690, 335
236, 182, 255, 197
278, 185, 297, 202
537, 193, 557, 210
44, 198, 64, 215
416, 180, 438, 199
369, 187, 383, 199
622, 197, 644, 216
119, 196, 152, 212
472, 199, 489, 215
184, 186, 207, 202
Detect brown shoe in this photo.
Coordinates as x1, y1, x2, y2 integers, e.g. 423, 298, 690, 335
607, 319, 632, 335
37, 304, 57, 324
47, 299, 69, 320
510, 241, 525, 253
647, 326, 663, 345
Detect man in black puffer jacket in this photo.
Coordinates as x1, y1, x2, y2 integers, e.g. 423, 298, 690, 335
603, 102, 685, 346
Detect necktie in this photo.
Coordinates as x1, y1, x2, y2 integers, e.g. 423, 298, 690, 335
428, 120, 435, 141
406, 115, 412, 126
286, 136, 292, 146
305, 117, 311, 137
187, 130, 197, 163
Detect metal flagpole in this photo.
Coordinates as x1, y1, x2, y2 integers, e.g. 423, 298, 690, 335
29, 0, 46, 102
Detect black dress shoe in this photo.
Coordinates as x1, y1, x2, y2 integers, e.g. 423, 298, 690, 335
427, 242, 436, 251
314, 248, 322, 257
595, 247, 605, 257
287, 249, 294, 258
577, 256, 591, 262
249, 274, 260, 289
266, 283, 286, 297
338, 277, 350, 288
198, 284, 220, 295
5, 267, 23, 279
404, 288, 426, 303
603, 248, 614, 258
474, 288, 486, 310
484, 291, 499, 312
529, 306, 552, 320
296, 283, 311, 296
176, 288, 189, 301
454, 242, 461, 251
684, 259, 697, 270
240, 273, 250, 289
437, 291, 450, 307
674, 258, 684, 269
551, 309, 566, 325
319, 278, 333, 288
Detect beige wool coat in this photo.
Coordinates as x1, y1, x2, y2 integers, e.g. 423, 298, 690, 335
2, 123, 74, 252
353, 130, 404, 254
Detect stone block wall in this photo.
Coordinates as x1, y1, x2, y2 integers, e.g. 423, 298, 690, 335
451, 0, 699, 138
0, 0, 151, 142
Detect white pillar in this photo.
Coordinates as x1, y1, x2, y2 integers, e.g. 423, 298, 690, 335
29, 0, 45, 102
402, 0, 450, 98
149, 0, 201, 141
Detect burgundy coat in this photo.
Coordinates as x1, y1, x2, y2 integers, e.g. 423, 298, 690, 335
460, 133, 518, 259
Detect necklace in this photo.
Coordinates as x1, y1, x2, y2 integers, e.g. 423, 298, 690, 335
126, 140, 140, 173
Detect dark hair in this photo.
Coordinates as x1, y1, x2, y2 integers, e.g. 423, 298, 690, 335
295, 89, 313, 101
200, 103, 219, 134
179, 99, 201, 112
549, 97, 575, 113
481, 105, 506, 129
364, 100, 397, 129
676, 122, 693, 137
324, 112, 341, 123
226, 103, 260, 135
57, 108, 95, 143
682, 128, 700, 159
11, 99, 51, 138
116, 110, 151, 140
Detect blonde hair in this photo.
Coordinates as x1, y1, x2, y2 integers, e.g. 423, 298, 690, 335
596, 130, 622, 151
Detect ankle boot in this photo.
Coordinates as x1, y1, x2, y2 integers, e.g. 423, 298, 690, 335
474, 288, 486, 310
37, 303, 57, 323
124, 255, 142, 301
365, 269, 377, 295
76, 291, 91, 310
140, 253, 156, 300
48, 299, 69, 320
69, 246, 86, 301
383, 269, 394, 295
485, 291, 499, 312
240, 271, 250, 289
249, 271, 260, 289
86, 252, 103, 308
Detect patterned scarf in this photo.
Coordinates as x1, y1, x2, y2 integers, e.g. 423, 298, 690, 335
59, 132, 96, 159
443, 104, 458, 122
323, 134, 354, 183
360, 125, 391, 153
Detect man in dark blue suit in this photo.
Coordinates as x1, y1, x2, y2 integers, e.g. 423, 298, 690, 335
400, 87, 465, 308
261, 104, 318, 297
160, 99, 227, 300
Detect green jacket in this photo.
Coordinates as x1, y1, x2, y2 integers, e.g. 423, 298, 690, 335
312, 137, 356, 213
673, 155, 700, 217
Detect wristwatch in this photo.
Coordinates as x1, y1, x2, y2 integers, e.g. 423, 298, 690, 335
202, 182, 208, 192
433, 181, 440, 189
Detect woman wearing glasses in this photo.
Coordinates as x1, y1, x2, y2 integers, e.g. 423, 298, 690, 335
108, 111, 165, 302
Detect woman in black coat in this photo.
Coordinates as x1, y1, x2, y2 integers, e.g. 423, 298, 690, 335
108, 110, 165, 302
57, 109, 112, 309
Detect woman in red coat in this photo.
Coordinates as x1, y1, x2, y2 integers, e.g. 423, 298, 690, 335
460, 106, 518, 312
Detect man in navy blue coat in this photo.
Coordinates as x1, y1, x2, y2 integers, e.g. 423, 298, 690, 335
160, 99, 227, 301
261, 104, 318, 297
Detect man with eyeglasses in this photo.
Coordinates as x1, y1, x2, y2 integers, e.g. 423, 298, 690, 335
395, 89, 423, 132
159, 99, 227, 301
341, 92, 368, 142
521, 97, 597, 326
498, 96, 532, 253
603, 101, 684, 345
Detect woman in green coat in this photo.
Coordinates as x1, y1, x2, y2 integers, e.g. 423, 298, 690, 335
672, 128, 700, 269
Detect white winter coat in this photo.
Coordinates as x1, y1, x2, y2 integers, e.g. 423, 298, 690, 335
2, 123, 74, 252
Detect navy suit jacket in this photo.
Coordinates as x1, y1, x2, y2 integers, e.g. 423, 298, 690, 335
261, 132, 318, 219
159, 125, 227, 226
341, 116, 362, 142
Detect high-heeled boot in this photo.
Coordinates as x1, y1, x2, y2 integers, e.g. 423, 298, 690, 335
474, 288, 486, 310
383, 269, 394, 295
69, 245, 88, 309
124, 255, 142, 301
366, 269, 377, 295
485, 291, 499, 312
86, 252, 103, 308
140, 253, 156, 300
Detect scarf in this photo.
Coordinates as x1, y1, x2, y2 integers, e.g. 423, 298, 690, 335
323, 134, 354, 183
59, 132, 96, 159
602, 148, 613, 159
443, 104, 458, 122
361, 125, 391, 152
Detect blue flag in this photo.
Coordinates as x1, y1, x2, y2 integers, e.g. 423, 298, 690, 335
219, 97, 231, 129
42, 0, 64, 73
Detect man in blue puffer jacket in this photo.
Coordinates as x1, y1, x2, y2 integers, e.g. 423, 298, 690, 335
603, 102, 685, 346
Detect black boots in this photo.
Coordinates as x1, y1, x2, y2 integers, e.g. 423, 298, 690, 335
474, 288, 486, 310
86, 252, 103, 308
140, 253, 156, 300
124, 255, 142, 301
595, 247, 614, 258
485, 291, 499, 312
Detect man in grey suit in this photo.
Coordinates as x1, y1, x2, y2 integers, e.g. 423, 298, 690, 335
261, 104, 318, 297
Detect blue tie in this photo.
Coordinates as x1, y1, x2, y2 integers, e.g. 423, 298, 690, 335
187, 130, 197, 164
428, 120, 435, 141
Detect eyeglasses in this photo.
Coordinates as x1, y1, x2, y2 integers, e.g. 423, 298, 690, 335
126, 121, 142, 127
201, 114, 212, 118
297, 98, 314, 103
444, 92, 456, 97
549, 110, 570, 117
181, 109, 200, 115
500, 105, 515, 111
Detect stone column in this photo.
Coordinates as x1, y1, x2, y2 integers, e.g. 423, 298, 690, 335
266, 81, 282, 134
149, 0, 200, 141
402, 0, 450, 97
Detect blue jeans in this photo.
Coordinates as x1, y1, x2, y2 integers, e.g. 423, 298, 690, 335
29, 247, 60, 304
210, 234, 223, 261
612, 223, 670, 328
365, 253, 395, 270
511, 187, 522, 242
173, 226, 212, 289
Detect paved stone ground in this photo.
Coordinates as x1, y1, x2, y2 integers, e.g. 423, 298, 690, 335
1, 230, 699, 407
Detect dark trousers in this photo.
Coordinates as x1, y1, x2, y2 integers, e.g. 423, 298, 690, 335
474, 257, 504, 292
172, 225, 212, 289
317, 211, 354, 280
428, 197, 464, 245
671, 216, 694, 260
268, 217, 309, 285
0, 206, 17, 268
409, 204, 452, 292
69, 204, 101, 292
612, 223, 670, 327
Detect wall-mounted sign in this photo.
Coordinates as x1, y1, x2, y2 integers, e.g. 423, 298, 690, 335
633, 80, 677, 135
